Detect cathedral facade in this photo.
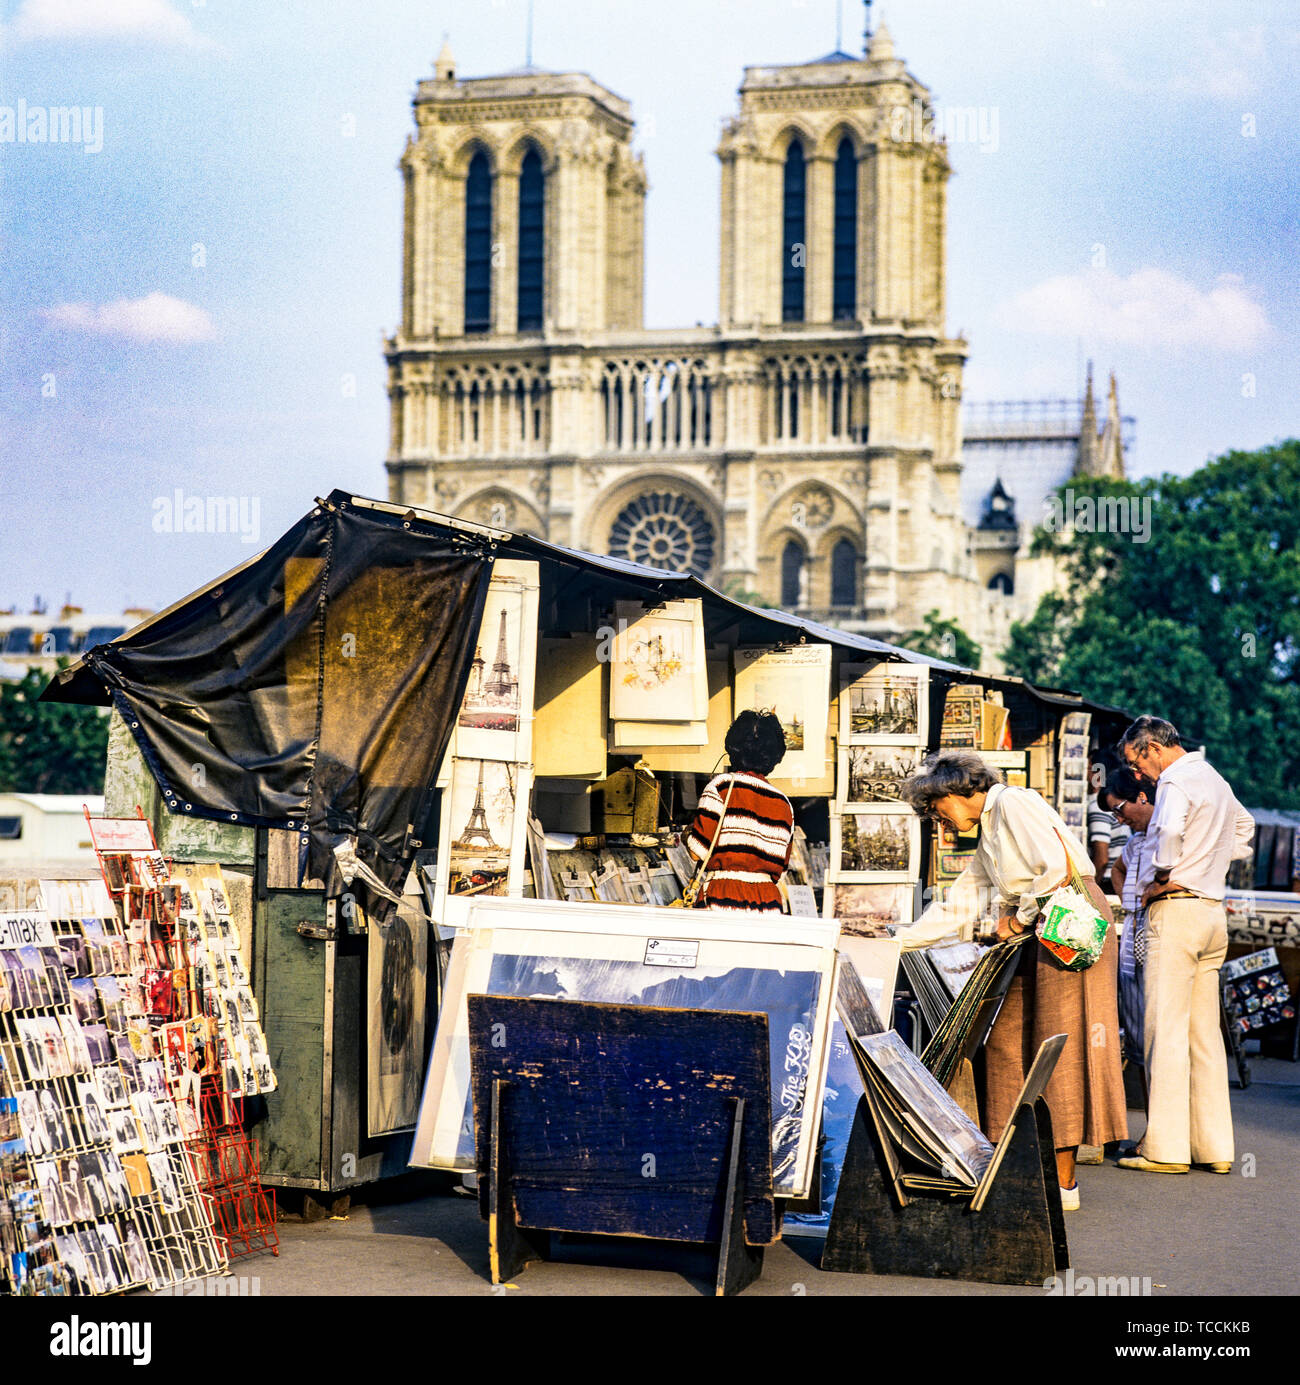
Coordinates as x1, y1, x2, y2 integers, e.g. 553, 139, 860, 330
382, 26, 1093, 659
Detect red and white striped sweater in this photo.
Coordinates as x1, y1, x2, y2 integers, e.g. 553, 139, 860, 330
687, 770, 794, 912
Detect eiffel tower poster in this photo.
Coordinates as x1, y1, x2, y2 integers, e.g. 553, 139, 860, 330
454, 561, 539, 763
442, 758, 527, 901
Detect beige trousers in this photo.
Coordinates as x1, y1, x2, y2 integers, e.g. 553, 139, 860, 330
1142, 896, 1234, 1165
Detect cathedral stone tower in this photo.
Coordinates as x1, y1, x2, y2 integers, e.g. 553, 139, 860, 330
385, 27, 987, 646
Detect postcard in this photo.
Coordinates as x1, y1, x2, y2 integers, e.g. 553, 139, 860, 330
75, 1080, 112, 1145
130, 1093, 163, 1153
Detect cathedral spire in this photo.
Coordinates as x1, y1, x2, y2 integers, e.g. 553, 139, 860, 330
1075, 360, 1100, 477
1099, 370, 1126, 477
868, 18, 895, 62
434, 36, 455, 83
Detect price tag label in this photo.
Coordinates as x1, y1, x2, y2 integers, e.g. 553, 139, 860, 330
643, 938, 698, 968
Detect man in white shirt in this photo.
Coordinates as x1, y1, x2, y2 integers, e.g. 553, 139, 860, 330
1117, 716, 1254, 1175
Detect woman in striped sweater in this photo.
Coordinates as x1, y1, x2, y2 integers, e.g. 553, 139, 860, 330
687, 710, 795, 912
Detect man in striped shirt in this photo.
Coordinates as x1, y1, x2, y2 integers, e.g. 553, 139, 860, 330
688, 711, 795, 912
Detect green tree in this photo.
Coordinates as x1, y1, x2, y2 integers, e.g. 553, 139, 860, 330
0, 666, 110, 795
901, 609, 982, 668
1003, 443, 1300, 805
722, 577, 778, 610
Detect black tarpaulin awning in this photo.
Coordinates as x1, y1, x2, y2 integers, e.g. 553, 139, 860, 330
44, 495, 492, 919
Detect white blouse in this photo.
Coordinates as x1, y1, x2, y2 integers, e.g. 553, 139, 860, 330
897, 783, 1097, 951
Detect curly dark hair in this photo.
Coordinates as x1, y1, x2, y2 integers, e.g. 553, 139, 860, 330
1098, 766, 1156, 811
725, 710, 788, 775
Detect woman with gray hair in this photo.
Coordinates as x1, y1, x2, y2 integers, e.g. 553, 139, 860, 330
895, 751, 1127, 1210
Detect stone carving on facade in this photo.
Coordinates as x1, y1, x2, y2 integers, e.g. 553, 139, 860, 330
581, 464, 605, 489
529, 470, 551, 507
792, 485, 834, 530
759, 468, 784, 493
433, 477, 461, 506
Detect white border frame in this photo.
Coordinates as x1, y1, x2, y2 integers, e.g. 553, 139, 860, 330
839, 662, 929, 746
829, 808, 921, 883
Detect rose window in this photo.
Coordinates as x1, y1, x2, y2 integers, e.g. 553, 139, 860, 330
608, 492, 716, 577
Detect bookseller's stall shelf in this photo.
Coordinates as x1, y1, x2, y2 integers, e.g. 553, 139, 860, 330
43, 490, 1133, 1202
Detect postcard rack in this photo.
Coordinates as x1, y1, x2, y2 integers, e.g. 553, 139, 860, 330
466, 995, 777, 1296
190, 1083, 278, 1261
822, 1034, 1070, 1287
84, 809, 278, 1267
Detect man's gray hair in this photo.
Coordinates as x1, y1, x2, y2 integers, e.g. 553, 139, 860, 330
1118, 715, 1181, 758
899, 751, 1001, 815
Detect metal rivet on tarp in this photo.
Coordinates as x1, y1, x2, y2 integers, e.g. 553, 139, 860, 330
230, 814, 238, 821
185, 803, 192, 811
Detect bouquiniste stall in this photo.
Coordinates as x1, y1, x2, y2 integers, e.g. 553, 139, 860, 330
41, 491, 1132, 1241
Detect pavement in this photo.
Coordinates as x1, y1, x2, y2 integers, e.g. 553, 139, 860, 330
178, 1056, 1300, 1299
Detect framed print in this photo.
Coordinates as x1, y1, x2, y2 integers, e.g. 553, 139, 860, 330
839, 743, 926, 806
840, 662, 928, 745
366, 895, 427, 1136
409, 897, 838, 1199
830, 809, 921, 882
454, 559, 540, 763
609, 598, 708, 725
824, 881, 916, 934
436, 759, 531, 909
733, 643, 832, 783
837, 940, 903, 1033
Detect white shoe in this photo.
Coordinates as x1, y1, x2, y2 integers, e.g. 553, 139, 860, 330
1059, 1183, 1080, 1211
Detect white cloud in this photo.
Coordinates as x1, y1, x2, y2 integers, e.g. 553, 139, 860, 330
8, 0, 208, 48
995, 267, 1273, 353
1093, 26, 1278, 103
43, 292, 216, 344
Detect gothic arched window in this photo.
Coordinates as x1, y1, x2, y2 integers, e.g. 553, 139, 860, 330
464, 151, 492, 334
517, 148, 544, 332
782, 142, 806, 323
833, 139, 857, 321
781, 541, 806, 608
988, 571, 1015, 596
830, 539, 858, 607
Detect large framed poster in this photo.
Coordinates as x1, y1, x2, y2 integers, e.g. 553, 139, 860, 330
408, 898, 838, 1199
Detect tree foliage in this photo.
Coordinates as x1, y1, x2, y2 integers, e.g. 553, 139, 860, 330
0, 667, 109, 795
901, 609, 982, 668
1003, 443, 1300, 805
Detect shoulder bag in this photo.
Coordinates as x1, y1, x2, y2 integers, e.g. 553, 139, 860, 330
1034, 827, 1110, 971
670, 775, 738, 909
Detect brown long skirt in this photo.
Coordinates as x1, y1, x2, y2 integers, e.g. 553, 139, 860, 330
982, 884, 1129, 1149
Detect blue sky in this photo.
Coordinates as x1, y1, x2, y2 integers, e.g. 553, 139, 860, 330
2, 0, 1296, 616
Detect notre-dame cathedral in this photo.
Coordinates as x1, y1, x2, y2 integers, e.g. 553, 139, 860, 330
382, 22, 1125, 663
